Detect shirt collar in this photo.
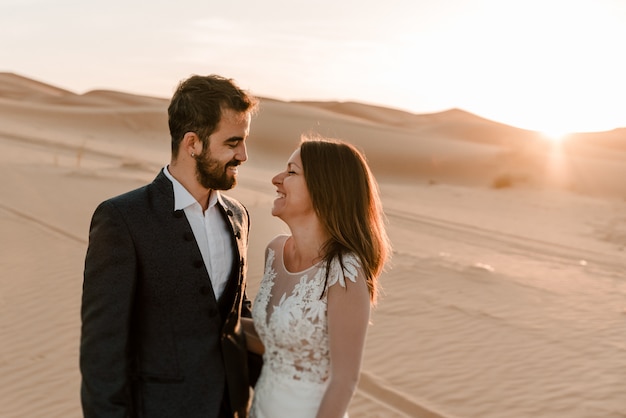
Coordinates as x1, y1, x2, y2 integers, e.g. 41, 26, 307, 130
163, 166, 223, 211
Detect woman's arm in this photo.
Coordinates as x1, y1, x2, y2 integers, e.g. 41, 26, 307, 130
241, 317, 264, 355
316, 269, 371, 418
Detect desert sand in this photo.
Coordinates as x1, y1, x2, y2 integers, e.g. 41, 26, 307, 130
1, 72, 625, 417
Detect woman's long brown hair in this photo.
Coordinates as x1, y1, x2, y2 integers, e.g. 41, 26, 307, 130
300, 136, 391, 304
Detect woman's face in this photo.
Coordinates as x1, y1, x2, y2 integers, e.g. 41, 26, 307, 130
271, 148, 315, 221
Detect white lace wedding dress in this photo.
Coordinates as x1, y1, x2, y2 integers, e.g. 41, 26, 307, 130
250, 234, 358, 418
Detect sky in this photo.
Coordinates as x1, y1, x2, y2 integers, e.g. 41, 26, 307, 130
2, 0, 626, 134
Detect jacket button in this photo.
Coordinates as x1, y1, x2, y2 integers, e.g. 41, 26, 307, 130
207, 308, 218, 317
200, 285, 212, 295
193, 260, 204, 268
174, 210, 184, 218
226, 209, 234, 217
183, 232, 194, 241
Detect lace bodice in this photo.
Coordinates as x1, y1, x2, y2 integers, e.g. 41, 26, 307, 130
251, 235, 360, 384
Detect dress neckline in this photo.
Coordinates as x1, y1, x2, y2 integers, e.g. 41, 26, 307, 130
280, 235, 323, 276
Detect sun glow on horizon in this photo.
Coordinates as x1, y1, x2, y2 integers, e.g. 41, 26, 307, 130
540, 129, 571, 144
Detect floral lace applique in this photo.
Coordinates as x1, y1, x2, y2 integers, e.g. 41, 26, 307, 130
251, 239, 361, 385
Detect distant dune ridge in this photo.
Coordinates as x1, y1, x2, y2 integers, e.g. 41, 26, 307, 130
1, 72, 625, 417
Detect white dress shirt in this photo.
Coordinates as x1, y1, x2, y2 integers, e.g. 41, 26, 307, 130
163, 166, 232, 300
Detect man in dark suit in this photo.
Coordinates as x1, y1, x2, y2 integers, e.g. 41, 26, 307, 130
80, 74, 260, 418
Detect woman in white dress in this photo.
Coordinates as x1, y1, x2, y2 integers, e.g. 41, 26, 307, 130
242, 136, 391, 418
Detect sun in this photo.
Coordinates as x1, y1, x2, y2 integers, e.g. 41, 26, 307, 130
540, 129, 570, 144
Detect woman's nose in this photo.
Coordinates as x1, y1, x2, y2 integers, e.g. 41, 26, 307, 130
272, 172, 283, 185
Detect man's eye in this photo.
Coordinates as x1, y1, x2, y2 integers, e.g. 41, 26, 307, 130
226, 140, 241, 148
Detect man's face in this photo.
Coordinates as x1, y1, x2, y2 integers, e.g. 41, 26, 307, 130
195, 108, 251, 190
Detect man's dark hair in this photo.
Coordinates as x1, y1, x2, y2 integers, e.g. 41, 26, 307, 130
168, 74, 258, 157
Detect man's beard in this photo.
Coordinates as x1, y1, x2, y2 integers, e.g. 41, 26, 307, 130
195, 150, 239, 190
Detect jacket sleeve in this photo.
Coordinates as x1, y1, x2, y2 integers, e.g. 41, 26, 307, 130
80, 200, 137, 418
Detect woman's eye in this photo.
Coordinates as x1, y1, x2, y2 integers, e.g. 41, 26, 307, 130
287, 171, 296, 175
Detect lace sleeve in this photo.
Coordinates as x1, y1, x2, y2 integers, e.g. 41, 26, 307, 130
327, 253, 361, 288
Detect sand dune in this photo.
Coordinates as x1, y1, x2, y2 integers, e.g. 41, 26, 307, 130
1, 72, 625, 417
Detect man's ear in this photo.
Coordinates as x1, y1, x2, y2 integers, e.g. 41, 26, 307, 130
182, 132, 200, 157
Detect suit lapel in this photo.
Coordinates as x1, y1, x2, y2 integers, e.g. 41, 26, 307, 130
152, 170, 221, 304
217, 202, 243, 293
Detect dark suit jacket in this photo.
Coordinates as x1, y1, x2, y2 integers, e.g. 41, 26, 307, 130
80, 171, 256, 418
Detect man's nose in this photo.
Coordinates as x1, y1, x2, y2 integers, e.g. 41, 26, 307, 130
236, 142, 248, 162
